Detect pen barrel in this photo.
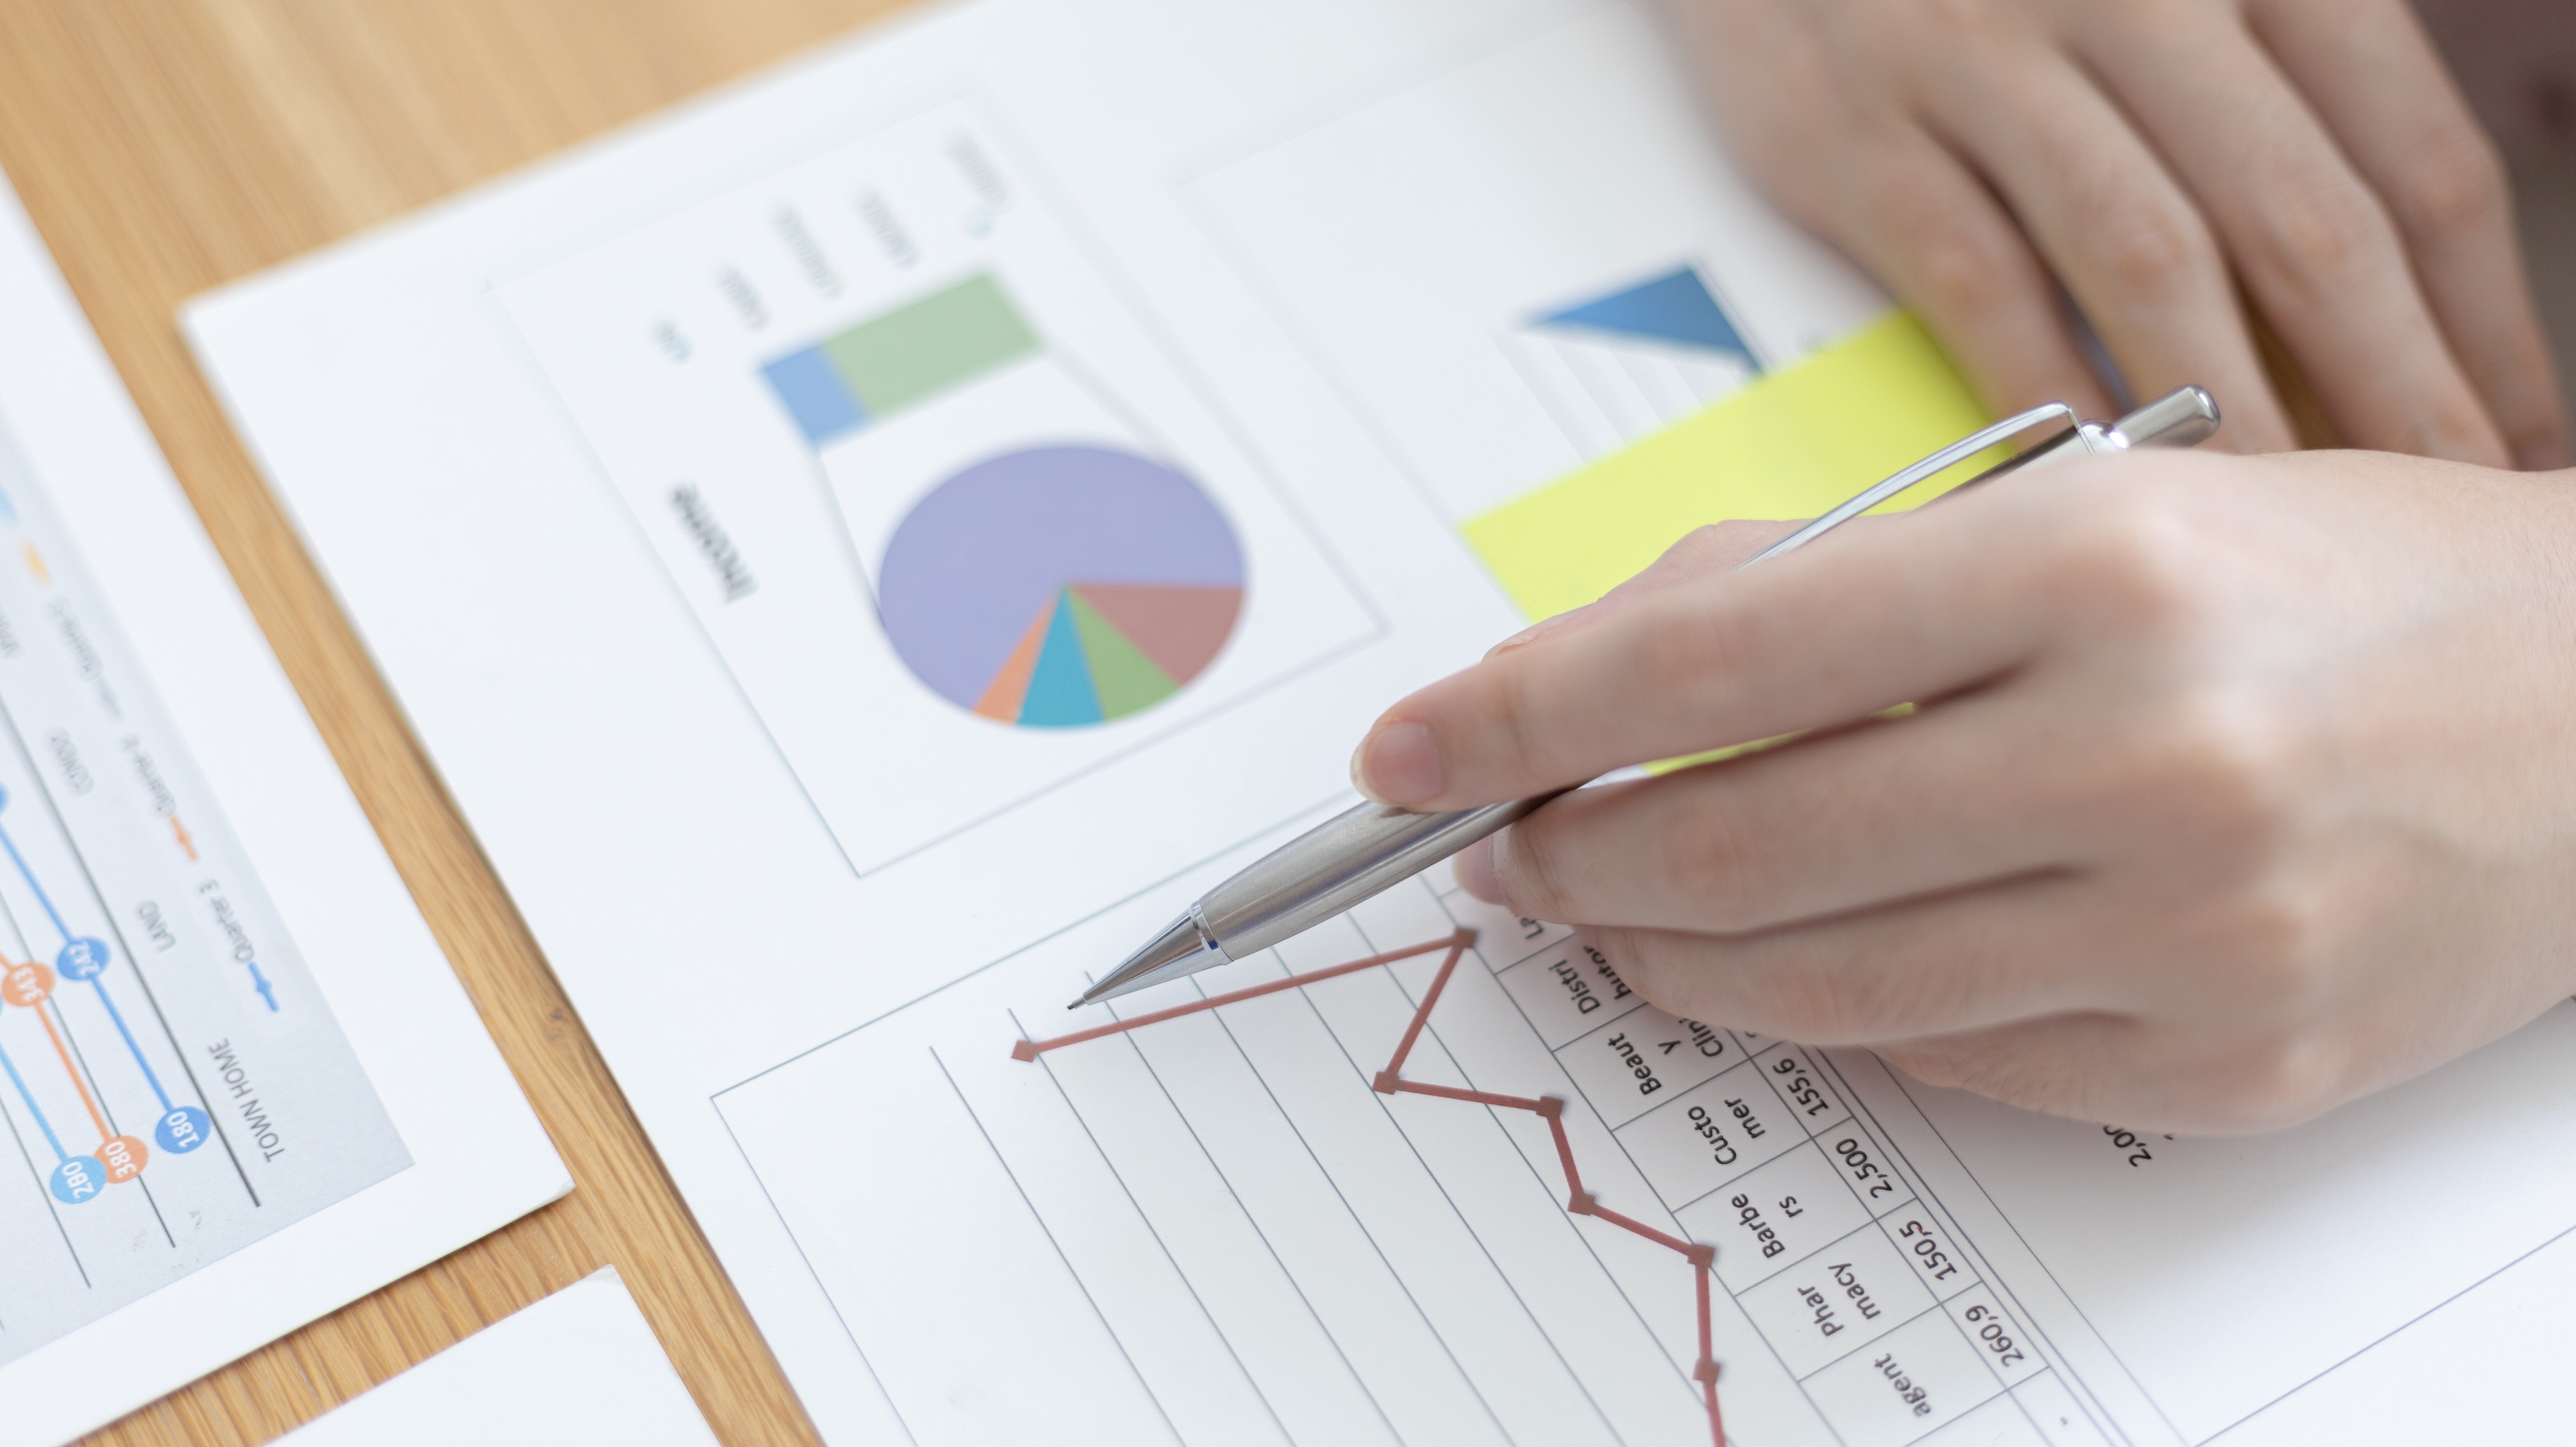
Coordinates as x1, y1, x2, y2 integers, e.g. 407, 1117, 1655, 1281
1190, 386, 2222, 974
1202, 795, 1556, 961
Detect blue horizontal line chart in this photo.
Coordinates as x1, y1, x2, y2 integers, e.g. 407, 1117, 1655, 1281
0, 422, 408, 1364
0, 768, 236, 1220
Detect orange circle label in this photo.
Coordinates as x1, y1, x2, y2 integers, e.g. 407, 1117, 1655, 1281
0, 961, 52, 1008
97, 1135, 148, 1184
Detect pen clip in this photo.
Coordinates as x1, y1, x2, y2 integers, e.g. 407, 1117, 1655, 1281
1743, 401, 2080, 567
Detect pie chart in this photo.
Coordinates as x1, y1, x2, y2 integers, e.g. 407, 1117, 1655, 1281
877, 444, 1245, 728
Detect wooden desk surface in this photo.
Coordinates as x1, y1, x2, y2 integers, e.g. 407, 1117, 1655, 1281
0, 2, 914, 1442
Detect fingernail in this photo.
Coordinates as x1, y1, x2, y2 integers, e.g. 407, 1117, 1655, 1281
1351, 718, 1442, 806
1486, 615, 1565, 659
2516, 438, 2570, 473
1485, 621, 1552, 659
1453, 837, 1503, 903
1485, 603, 1593, 660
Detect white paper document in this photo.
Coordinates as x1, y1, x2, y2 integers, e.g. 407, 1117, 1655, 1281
275, 1268, 718, 1447
184, 2, 2576, 1442
0, 177, 566, 1445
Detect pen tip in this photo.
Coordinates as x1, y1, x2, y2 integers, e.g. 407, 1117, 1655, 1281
1076, 910, 1221, 1011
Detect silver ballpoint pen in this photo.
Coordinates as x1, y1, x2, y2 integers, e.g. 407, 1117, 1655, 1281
1072, 384, 2222, 1009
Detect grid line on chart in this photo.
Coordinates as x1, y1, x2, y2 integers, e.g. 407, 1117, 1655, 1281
927, 1044, 1175, 1444
1191, 1002, 1411, 1441
1014, 929, 1730, 1447
1024, 901, 2117, 1446
1441, 909, 1836, 1428
1296, 928, 1579, 1446
1348, 909, 1700, 1441
43, 991, 178, 1246
1451, 877, 2100, 1442
1015, 1004, 1301, 1444
708, 1097, 918, 1447
0, 688, 254, 1210
0, 1032, 77, 1229
1043, 934, 1519, 1445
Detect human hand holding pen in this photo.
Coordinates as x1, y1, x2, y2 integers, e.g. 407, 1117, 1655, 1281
1352, 448, 2576, 1133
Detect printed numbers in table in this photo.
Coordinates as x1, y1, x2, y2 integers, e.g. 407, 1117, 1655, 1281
1831, 1134, 1906, 1210
1886, 1208, 1974, 1298
1942, 1285, 2043, 1387
1768, 1051, 1844, 1124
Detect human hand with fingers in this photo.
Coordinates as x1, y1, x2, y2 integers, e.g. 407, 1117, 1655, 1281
1351, 449, 2576, 1133
1666, 0, 2569, 469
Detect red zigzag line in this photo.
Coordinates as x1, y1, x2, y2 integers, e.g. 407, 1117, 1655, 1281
1016, 928, 1726, 1446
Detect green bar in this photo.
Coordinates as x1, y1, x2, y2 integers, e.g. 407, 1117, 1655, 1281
822, 275, 1039, 416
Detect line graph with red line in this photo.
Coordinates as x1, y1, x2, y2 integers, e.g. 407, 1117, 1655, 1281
1014, 928, 1729, 1444
716, 867, 2100, 1446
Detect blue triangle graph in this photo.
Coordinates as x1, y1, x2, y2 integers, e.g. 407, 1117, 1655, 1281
1537, 267, 1759, 372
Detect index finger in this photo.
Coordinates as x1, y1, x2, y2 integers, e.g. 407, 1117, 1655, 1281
1348, 465, 2095, 810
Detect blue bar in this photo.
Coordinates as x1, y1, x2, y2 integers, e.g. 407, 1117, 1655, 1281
761, 347, 869, 445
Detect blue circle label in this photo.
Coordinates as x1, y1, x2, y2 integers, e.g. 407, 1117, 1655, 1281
49, 1156, 101, 1204
156, 1105, 212, 1155
55, 937, 111, 980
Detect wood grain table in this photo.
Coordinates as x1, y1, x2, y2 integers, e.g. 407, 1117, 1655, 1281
0, 2, 921, 1442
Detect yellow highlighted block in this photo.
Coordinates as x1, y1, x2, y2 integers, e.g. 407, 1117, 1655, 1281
1461, 311, 1995, 621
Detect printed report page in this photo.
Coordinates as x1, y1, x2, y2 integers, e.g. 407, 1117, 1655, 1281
0, 176, 567, 1447
186, 1, 2576, 1442
274, 1269, 718, 1447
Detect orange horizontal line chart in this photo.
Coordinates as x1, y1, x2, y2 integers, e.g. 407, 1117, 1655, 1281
1014, 927, 1728, 1446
